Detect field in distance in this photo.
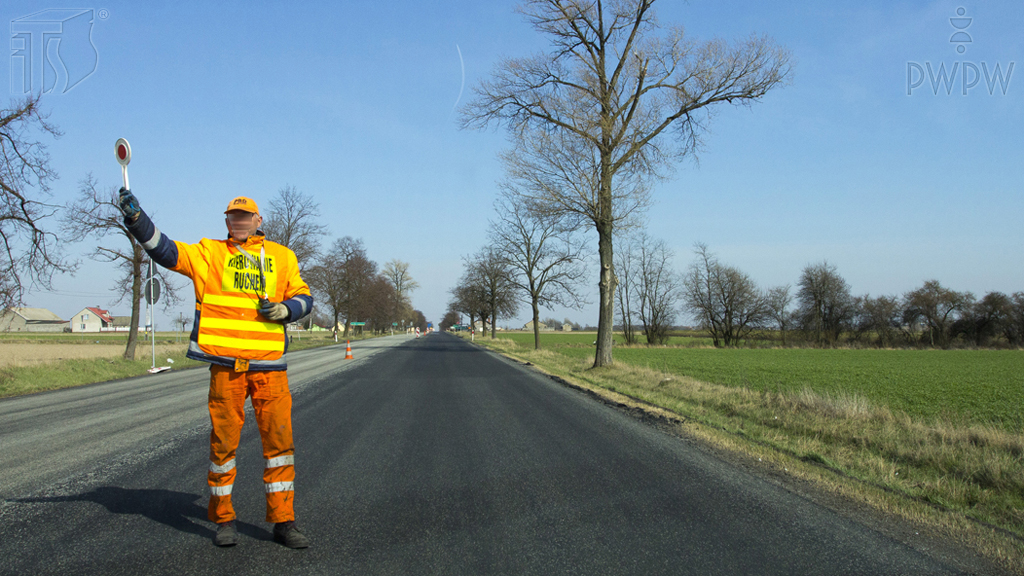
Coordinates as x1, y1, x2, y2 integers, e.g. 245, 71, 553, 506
494, 331, 1024, 430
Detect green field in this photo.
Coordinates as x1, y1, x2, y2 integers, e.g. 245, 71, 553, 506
492, 333, 1024, 430
494, 331, 716, 347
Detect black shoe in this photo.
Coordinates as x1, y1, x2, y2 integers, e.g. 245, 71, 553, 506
214, 521, 237, 547
273, 521, 309, 549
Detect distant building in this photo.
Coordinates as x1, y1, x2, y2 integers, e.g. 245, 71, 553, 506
0, 307, 69, 333
562, 323, 573, 332
70, 306, 116, 333
109, 316, 135, 332
522, 320, 554, 332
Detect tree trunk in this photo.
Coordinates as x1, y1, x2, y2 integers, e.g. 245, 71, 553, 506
123, 243, 143, 360
490, 310, 497, 338
594, 219, 616, 367
532, 299, 541, 350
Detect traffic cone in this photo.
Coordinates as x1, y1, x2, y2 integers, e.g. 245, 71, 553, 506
345, 340, 354, 360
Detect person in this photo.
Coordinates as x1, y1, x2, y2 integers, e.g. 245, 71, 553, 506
119, 189, 313, 549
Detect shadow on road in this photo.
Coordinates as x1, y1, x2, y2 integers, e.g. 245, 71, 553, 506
9, 486, 268, 541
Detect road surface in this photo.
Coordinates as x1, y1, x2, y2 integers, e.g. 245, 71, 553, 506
0, 333, 997, 575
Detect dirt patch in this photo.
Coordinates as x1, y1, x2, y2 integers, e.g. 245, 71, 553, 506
0, 343, 188, 366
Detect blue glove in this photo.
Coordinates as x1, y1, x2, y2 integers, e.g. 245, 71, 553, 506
118, 187, 141, 221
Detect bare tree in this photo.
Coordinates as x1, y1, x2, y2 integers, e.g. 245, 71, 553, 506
765, 285, 793, 346
464, 247, 519, 338
358, 273, 401, 334
449, 281, 486, 335
62, 175, 181, 359
1, 95, 76, 308
462, 0, 791, 366
796, 261, 854, 346
382, 259, 419, 302
489, 186, 587, 349
307, 236, 376, 339
382, 259, 419, 328
633, 233, 679, 345
261, 185, 327, 266
1006, 293, 1024, 346
411, 310, 429, 332
963, 292, 1012, 346
615, 232, 640, 345
855, 294, 902, 347
682, 243, 766, 347
902, 280, 972, 348
440, 310, 460, 331
173, 312, 193, 334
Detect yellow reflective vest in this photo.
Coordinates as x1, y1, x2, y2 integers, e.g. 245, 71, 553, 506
169, 233, 311, 370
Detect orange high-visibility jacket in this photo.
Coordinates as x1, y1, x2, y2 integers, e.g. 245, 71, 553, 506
127, 209, 313, 371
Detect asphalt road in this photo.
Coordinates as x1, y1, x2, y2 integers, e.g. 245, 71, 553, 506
0, 333, 987, 575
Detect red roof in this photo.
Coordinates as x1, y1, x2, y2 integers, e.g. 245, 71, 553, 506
85, 307, 114, 323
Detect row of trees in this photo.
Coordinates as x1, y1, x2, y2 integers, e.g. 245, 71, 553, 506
622, 238, 1024, 349
307, 236, 426, 337
446, 186, 588, 348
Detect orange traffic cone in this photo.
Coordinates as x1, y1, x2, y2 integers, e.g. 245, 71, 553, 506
345, 340, 354, 360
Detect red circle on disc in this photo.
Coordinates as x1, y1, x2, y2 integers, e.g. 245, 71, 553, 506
118, 145, 127, 160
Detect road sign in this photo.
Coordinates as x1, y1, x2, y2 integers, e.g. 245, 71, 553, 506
349, 322, 365, 326
392, 322, 398, 327
145, 278, 161, 305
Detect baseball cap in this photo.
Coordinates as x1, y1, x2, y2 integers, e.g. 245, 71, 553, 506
225, 196, 260, 215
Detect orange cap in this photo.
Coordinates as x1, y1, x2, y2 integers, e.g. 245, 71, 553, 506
224, 196, 259, 215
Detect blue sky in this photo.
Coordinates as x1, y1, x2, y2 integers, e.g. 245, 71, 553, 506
4, 0, 1023, 329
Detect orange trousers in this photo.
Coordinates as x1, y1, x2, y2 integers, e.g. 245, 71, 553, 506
206, 365, 296, 524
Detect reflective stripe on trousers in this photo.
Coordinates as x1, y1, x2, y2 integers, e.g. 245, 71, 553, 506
207, 364, 296, 524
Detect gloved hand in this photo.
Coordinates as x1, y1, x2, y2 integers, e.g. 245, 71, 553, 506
118, 187, 141, 222
259, 301, 289, 322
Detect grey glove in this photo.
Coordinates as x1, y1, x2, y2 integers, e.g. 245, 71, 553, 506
118, 187, 141, 222
259, 301, 289, 322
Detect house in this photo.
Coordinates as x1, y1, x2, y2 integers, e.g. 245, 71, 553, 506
70, 306, 116, 333
0, 307, 69, 332
522, 320, 554, 332
562, 323, 573, 332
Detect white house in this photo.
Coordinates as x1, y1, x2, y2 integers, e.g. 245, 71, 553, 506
70, 306, 116, 333
0, 307, 68, 332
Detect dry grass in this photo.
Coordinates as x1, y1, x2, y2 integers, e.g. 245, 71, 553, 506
474, 335, 1024, 573
0, 343, 189, 366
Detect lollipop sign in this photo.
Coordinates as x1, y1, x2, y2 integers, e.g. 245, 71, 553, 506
114, 138, 132, 190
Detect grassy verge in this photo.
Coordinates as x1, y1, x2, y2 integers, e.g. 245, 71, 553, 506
467, 334, 1024, 573
0, 351, 206, 397
0, 332, 367, 398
